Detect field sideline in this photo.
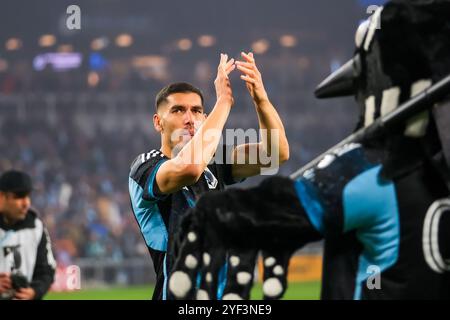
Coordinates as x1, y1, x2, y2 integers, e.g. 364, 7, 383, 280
45, 281, 321, 300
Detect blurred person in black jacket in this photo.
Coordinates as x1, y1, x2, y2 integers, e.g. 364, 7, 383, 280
0, 170, 56, 300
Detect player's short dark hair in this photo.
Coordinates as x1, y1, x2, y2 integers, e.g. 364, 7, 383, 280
155, 82, 204, 112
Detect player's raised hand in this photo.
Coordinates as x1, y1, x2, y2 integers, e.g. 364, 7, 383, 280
214, 53, 235, 107
236, 52, 269, 105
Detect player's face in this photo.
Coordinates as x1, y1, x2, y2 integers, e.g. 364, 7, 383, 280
0, 192, 30, 223
157, 92, 206, 149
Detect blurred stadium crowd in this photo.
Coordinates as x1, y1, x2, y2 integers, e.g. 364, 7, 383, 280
0, 0, 368, 271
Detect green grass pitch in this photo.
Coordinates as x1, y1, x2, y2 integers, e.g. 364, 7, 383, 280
44, 281, 321, 300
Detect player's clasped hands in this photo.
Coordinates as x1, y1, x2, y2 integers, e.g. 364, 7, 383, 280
235, 52, 269, 105
215, 52, 269, 107
214, 53, 235, 107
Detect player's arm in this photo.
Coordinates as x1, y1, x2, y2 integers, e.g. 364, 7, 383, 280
232, 52, 290, 179
16, 227, 55, 300
156, 54, 235, 194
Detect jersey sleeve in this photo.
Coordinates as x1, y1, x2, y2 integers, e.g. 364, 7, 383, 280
217, 143, 245, 186
221, 163, 240, 186
129, 150, 168, 203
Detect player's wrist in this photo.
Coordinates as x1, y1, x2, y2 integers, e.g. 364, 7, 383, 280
254, 95, 271, 108
216, 96, 234, 108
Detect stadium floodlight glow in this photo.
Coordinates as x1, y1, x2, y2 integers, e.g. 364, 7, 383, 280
39, 34, 56, 47
132, 55, 169, 81
280, 35, 297, 48
91, 37, 109, 51
132, 55, 168, 67
251, 39, 270, 54
115, 34, 133, 47
197, 35, 216, 48
177, 38, 192, 51
5, 38, 22, 51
